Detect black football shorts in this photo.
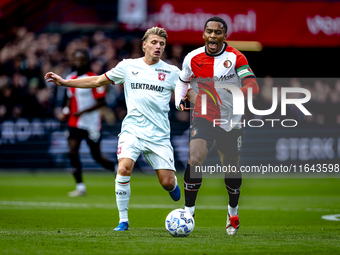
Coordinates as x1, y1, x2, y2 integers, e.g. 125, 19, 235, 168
68, 127, 102, 145
190, 117, 244, 158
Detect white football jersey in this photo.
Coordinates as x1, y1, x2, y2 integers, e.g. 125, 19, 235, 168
105, 58, 180, 141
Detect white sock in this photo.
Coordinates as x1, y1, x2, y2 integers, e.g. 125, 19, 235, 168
185, 206, 195, 216
228, 204, 238, 216
115, 175, 131, 223
76, 183, 86, 192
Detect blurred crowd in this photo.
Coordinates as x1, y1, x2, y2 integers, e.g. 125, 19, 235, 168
0, 27, 339, 126
0, 27, 187, 126
251, 77, 340, 126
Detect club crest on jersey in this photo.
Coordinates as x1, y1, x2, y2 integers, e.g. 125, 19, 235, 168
223, 60, 232, 68
158, 73, 166, 81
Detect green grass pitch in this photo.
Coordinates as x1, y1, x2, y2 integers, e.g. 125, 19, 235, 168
0, 172, 339, 254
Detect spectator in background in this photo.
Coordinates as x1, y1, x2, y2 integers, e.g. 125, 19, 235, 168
59, 49, 116, 197
169, 43, 184, 69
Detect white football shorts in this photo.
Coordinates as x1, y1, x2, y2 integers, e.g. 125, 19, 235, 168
117, 131, 176, 171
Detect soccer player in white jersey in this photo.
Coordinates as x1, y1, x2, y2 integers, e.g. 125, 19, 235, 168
45, 27, 181, 231
175, 17, 259, 235
58, 50, 116, 197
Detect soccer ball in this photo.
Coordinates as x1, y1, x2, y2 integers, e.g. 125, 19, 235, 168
165, 209, 195, 237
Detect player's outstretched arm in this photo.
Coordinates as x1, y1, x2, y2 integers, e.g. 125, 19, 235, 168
45, 72, 111, 88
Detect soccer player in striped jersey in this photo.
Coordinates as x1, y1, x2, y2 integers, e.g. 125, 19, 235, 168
58, 50, 116, 197
45, 27, 181, 231
175, 16, 259, 235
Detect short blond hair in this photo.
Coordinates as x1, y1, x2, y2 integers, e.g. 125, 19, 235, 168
141, 27, 168, 52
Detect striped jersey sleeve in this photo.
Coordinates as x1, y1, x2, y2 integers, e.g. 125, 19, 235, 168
179, 53, 193, 83
235, 53, 255, 80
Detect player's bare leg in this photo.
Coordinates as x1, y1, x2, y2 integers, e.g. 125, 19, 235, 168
156, 169, 180, 201
219, 152, 241, 235
184, 138, 209, 217
114, 158, 135, 231
189, 139, 209, 167
67, 138, 86, 197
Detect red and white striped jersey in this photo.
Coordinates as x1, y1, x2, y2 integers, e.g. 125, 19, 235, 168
66, 71, 106, 131
179, 42, 256, 131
